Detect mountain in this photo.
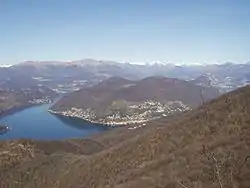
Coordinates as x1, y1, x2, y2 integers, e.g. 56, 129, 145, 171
190, 73, 231, 93
160, 63, 250, 88
191, 73, 220, 87
189, 63, 250, 92
0, 60, 147, 91
50, 76, 219, 125
1, 59, 250, 93
1, 85, 250, 188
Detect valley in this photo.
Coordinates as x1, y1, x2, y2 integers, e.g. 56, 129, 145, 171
1, 1, 250, 187
1, 60, 250, 129
0, 61, 250, 188
1, 60, 249, 127
0, 60, 250, 188
1, 84, 250, 188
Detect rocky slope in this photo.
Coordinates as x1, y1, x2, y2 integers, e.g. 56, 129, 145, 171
50, 76, 219, 125
1, 85, 250, 188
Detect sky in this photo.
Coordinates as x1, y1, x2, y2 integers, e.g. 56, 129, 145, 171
0, 0, 250, 65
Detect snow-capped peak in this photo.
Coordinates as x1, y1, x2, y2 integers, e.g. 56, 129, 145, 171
0, 64, 12, 68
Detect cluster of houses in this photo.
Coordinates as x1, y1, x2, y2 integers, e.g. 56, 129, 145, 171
50, 100, 191, 127
29, 97, 53, 104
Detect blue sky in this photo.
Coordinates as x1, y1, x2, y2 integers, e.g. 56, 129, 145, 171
1, 0, 250, 65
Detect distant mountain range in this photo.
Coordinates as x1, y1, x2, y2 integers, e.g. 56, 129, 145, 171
1, 59, 250, 92
50, 76, 219, 125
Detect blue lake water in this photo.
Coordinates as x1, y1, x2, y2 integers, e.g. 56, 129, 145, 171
0, 102, 109, 140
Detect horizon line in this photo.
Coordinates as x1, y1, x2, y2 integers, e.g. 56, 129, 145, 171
1, 58, 250, 67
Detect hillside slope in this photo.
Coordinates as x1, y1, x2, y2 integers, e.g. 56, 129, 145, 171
0, 86, 57, 117
52, 76, 219, 110
1, 85, 250, 188
51, 76, 219, 125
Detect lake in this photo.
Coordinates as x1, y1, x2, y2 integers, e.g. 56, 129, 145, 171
0, 102, 109, 140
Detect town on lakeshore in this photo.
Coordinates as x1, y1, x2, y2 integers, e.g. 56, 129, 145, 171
49, 100, 191, 126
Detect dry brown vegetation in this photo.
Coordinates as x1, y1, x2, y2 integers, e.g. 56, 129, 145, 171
1, 86, 250, 188
0, 87, 57, 117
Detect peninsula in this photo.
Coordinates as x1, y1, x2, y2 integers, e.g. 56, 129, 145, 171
50, 76, 220, 125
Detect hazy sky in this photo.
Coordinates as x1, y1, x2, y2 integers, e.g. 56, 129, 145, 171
1, 0, 250, 65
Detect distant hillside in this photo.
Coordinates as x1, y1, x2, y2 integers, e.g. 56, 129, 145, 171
52, 76, 219, 110
1, 60, 144, 91
0, 86, 57, 117
190, 72, 250, 93
1, 85, 250, 188
50, 76, 219, 125
191, 73, 220, 87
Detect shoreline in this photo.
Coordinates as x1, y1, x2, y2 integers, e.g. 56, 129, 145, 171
0, 95, 62, 119
0, 104, 35, 119
0, 102, 54, 119
48, 109, 156, 127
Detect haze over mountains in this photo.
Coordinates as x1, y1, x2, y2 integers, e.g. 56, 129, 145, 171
1, 60, 250, 187
1, 59, 250, 93
1, 58, 250, 123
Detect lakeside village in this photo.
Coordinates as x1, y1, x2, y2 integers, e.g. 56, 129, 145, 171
49, 100, 191, 127
28, 97, 53, 105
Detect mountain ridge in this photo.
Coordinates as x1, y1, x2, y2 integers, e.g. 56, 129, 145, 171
50, 76, 219, 125
1, 59, 250, 92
